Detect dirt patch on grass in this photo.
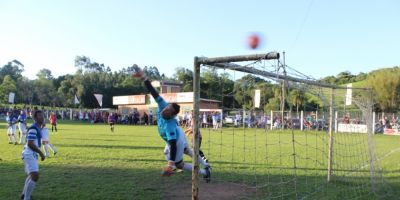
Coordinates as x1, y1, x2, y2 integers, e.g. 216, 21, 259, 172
164, 180, 257, 200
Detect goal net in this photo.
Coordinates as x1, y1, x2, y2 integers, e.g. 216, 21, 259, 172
191, 52, 393, 199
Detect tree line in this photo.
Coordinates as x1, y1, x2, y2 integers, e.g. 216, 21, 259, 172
1, 57, 399, 112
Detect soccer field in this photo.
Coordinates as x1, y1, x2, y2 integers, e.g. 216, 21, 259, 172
0, 121, 399, 199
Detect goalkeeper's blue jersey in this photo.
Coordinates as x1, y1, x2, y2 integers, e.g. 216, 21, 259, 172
155, 96, 179, 142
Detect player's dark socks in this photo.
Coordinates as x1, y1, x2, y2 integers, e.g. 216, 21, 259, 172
199, 150, 208, 163
204, 166, 211, 183
199, 150, 205, 158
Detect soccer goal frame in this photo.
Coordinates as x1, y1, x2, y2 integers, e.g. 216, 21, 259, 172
192, 52, 376, 200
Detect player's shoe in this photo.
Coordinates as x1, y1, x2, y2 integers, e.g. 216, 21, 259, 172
20, 194, 33, 200
8, 142, 12, 144
173, 167, 184, 173
203, 166, 212, 183
14, 142, 18, 145
54, 151, 58, 156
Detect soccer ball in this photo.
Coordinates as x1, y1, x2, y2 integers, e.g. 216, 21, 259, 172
248, 34, 260, 49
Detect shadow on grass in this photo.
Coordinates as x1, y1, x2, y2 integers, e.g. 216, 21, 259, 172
56, 143, 163, 151
64, 155, 166, 163
0, 162, 396, 200
61, 137, 153, 143
0, 162, 165, 200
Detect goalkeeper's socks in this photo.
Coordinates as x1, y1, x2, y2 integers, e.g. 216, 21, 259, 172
182, 163, 207, 175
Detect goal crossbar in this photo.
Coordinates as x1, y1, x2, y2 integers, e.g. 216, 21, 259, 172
197, 52, 370, 90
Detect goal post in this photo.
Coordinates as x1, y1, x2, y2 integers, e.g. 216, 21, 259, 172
192, 53, 280, 200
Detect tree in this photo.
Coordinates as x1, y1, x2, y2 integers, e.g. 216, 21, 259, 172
174, 67, 193, 92
16, 77, 34, 105
143, 66, 161, 80
233, 75, 267, 110
289, 89, 306, 113
0, 60, 24, 82
336, 71, 355, 84
264, 86, 283, 112
200, 68, 221, 100
33, 69, 56, 106
0, 75, 17, 103
366, 67, 400, 111
58, 75, 77, 107
37, 68, 54, 80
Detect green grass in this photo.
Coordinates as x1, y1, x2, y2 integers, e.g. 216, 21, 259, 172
0, 121, 399, 199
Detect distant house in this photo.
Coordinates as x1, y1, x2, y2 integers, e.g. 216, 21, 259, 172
113, 80, 221, 119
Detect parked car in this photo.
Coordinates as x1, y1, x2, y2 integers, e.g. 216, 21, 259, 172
316, 119, 328, 131
290, 118, 301, 129
224, 116, 234, 124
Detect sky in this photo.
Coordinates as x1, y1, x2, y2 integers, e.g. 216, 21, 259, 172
0, 0, 399, 79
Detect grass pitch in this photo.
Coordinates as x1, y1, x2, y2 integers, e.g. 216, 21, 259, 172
0, 121, 399, 199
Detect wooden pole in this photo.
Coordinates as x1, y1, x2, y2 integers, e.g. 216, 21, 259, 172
192, 57, 201, 200
281, 52, 286, 130
327, 88, 335, 182
197, 52, 280, 64
334, 111, 338, 133
372, 112, 376, 134
270, 110, 273, 130
300, 110, 304, 131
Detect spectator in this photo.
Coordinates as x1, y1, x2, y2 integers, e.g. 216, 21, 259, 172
343, 113, 350, 124
143, 112, 149, 125
149, 110, 153, 125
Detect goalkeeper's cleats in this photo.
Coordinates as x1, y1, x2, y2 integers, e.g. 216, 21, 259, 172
203, 166, 212, 183
161, 165, 174, 177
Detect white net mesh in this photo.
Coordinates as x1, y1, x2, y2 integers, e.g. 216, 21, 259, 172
192, 54, 394, 199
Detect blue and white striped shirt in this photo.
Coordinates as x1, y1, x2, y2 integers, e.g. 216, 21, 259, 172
22, 124, 42, 157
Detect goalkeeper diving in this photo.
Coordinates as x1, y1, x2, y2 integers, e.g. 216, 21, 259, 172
132, 65, 211, 182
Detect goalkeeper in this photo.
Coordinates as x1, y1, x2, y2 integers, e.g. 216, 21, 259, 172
133, 65, 211, 182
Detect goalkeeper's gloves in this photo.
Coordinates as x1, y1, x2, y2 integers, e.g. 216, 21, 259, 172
131, 64, 146, 80
161, 161, 175, 177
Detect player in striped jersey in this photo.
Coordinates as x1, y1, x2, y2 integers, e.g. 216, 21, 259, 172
20, 110, 46, 200
6, 111, 18, 145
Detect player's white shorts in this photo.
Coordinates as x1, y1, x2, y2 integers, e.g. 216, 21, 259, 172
23, 154, 39, 174
164, 127, 189, 163
19, 123, 27, 134
7, 126, 16, 135
41, 127, 49, 142
212, 120, 217, 126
